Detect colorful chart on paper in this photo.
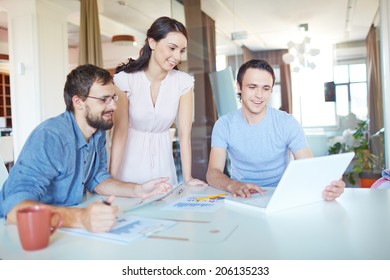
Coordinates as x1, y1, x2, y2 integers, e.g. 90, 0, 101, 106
162, 193, 228, 212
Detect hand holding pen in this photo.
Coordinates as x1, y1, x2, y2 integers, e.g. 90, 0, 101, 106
80, 195, 119, 233
101, 195, 116, 206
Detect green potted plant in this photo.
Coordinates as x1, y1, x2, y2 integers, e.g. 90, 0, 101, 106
328, 120, 384, 187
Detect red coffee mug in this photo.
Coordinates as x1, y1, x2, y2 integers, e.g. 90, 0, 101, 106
17, 205, 63, 251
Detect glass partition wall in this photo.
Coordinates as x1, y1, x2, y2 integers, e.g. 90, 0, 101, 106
171, 0, 384, 183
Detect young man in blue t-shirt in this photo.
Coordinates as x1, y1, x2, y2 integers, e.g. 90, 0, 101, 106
206, 59, 345, 200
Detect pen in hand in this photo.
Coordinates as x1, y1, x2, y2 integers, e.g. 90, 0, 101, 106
100, 196, 119, 220
102, 200, 111, 206
100, 195, 115, 206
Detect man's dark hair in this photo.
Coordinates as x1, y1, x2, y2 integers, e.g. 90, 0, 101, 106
64, 64, 113, 112
236, 59, 275, 99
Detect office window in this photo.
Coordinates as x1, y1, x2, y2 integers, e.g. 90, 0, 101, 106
334, 63, 368, 120
335, 85, 349, 116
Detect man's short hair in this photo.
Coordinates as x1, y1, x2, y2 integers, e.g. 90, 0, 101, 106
64, 64, 113, 112
236, 59, 275, 100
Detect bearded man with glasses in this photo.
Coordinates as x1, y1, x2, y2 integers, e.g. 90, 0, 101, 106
0, 64, 172, 233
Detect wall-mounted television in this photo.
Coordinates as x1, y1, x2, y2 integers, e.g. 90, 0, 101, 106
324, 81, 336, 102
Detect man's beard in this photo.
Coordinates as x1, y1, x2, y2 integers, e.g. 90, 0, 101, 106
86, 109, 114, 131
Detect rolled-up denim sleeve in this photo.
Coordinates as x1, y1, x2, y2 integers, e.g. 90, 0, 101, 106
0, 191, 37, 218
0, 130, 65, 218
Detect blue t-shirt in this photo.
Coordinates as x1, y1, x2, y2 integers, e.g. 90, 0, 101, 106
0, 111, 112, 218
211, 106, 308, 187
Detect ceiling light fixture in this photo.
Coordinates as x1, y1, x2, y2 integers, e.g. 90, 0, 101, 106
111, 35, 136, 46
282, 23, 320, 73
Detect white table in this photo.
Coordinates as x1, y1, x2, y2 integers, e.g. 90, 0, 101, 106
0, 186, 389, 260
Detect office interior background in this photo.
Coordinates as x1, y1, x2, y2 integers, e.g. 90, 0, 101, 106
0, 0, 389, 185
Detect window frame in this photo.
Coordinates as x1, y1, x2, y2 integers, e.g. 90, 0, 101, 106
334, 62, 368, 120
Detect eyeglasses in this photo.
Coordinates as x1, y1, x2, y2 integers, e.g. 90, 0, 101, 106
86, 93, 119, 104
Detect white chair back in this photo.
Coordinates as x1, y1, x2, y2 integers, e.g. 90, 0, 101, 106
0, 136, 14, 164
0, 154, 9, 191
209, 67, 239, 118
306, 134, 329, 157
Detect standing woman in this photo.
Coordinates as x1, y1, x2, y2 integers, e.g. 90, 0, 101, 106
110, 16, 207, 187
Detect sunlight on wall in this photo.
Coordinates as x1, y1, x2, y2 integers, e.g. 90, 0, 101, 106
216, 55, 227, 71
291, 44, 336, 127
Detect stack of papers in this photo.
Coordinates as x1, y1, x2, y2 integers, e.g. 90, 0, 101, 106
60, 214, 176, 244
79, 184, 183, 213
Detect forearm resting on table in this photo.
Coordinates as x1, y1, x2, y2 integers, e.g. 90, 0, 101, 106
6, 200, 85, 228
95, 178, 140, 198
206, 168, 233, 192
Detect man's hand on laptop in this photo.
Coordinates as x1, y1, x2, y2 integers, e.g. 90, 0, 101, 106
322, 179, 346, 201
227, 181, 266, 198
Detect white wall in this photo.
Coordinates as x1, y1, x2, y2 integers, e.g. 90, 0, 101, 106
2, 0, 69, 158
2, 0, 141, 159
291, 43, 337, 127
68, 42, 140, 71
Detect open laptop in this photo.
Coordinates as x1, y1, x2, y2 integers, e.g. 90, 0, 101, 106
224, 152, 355, 213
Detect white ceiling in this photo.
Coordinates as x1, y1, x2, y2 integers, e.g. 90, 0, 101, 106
0, 0, 380, 56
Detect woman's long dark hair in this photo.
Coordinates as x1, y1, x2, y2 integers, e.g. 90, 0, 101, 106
115, 16, 188, 74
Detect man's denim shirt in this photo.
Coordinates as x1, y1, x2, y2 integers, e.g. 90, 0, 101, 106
0, 111, 112, 218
